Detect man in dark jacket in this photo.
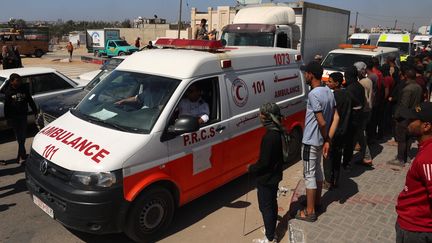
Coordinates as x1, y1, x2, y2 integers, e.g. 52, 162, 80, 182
387, 66, 423, 167
342, 66, 365, 170
324, 72, 351, 189
248, 102, 286, 243
4, 73, 38, 164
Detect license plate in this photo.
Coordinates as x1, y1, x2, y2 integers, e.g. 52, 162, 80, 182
33, 195, 54, 218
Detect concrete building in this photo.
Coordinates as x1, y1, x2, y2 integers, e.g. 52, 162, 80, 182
191, 6, 237, 39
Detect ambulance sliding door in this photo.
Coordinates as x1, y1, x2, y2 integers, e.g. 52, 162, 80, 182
222, 67, 304, 174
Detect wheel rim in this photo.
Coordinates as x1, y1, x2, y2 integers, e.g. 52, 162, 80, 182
138, 199, 165, 231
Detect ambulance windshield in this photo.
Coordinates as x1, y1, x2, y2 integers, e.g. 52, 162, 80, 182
72, 70, 180, 134
322, 53, 373, 71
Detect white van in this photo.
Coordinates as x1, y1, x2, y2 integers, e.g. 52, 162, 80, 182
25, 39, 307, 242
321, 44, 400, 82
349, 33, 380, 46
377, 33, 412, 61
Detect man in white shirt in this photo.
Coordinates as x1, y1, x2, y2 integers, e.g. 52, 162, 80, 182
115, 83, 164, 109
178, 84, 209, 124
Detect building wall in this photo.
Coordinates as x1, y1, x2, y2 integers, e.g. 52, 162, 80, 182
165, 28, 192, 39
191, 6, 237, 39
118, 25, 170, 46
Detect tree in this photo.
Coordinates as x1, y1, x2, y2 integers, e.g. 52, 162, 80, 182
121, 19, 131, 28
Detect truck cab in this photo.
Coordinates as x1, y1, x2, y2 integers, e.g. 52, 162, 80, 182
221, 6, 298, 49
97, 39, 138, 57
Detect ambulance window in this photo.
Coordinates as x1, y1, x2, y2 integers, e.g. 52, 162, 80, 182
170, 77, 220, 126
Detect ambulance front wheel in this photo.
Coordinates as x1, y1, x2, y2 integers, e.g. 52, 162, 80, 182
124, 187, 175, 242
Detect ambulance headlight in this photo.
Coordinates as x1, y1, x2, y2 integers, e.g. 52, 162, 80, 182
71, 171, 119, 188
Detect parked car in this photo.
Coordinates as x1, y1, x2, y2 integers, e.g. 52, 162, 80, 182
38, 57, 126, 127
0, 67, 87, 130
76, 56, 126, 82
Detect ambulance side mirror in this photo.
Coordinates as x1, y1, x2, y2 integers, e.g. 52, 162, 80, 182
167, 115, 200, 135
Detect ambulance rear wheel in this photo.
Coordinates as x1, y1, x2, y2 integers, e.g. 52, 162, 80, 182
125, 187, 174, 242
288, 127, 302, 162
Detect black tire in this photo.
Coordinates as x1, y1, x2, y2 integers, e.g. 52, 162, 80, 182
287, 127, 302, 163
34, 49, 44, 58
118, 51, 125, 56
124, 187, 175, 243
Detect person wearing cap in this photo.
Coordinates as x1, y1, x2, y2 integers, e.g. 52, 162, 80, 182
395, 102, 432, 242
4, 73, 38, 165
387, 66, 423, 167
342, 66, 365, 170
248, 102, 288, 243
354, 61, 374, 166
296, 61, 339, 222
323, 72, 352, 189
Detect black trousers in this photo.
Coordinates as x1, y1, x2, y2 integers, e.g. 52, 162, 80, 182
396, 222, 432, 243
9, 117, 27, 160
395, 120, 411, 163
257, 183, 278, 241
323, 136, 343, 186
343, 110, 362, 166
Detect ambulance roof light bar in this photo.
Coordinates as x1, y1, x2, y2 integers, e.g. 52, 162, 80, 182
339, 43, 377, 51
155, 38, 224, 51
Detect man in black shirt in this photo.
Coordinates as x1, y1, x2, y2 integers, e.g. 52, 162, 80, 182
342, 66, 365, 170
324, 72, 351, 189
248, 102, 286, 243
4, 73, 37, 164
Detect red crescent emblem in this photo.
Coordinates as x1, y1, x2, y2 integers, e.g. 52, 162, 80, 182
236, 86, 244, 101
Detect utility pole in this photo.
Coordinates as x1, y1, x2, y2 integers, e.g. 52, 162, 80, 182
177, 0, 182, 39
354, 11, 358, 33
411, 22, 415, 33
394, 19, 397, 30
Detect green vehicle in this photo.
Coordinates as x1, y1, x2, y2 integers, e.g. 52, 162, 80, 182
96, 39, 139, 57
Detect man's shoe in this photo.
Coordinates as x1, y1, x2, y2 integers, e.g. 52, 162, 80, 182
386, 159, 404, 167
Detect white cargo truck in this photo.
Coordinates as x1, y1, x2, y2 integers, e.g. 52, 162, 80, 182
221, 2, 350, 63
85, 29, 120, 54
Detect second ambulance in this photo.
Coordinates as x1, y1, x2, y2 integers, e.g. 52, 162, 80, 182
25, 39, 307, 242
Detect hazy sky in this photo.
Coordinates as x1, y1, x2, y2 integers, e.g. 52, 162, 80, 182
1, 0, 431, 30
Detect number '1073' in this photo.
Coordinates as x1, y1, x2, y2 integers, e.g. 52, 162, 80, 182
274, 53, 291, 65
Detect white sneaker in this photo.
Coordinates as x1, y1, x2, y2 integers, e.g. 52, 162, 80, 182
252, 236, 277, 243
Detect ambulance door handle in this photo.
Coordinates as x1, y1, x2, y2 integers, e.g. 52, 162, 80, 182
215, 126, 226, 133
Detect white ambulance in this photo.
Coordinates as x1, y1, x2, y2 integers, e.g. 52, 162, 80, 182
321, 44, 400, 83
25, 39, 307, 242
377, 33, 412, 61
